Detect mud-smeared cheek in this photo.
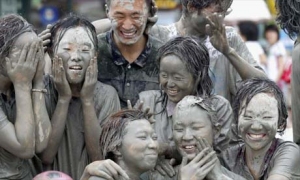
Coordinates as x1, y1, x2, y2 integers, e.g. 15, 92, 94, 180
57, 52, 71, 60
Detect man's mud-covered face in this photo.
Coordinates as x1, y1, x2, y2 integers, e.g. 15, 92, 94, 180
187, 3, 222, 35
55, 27, 95, 84
107, 0, 149, 45
238, 93, 278, 152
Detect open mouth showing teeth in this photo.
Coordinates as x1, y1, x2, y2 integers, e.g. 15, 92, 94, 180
69, 65, 82, 70
168, 89, 178, 96
121, 30, 136, 37
247, 133, 266, 140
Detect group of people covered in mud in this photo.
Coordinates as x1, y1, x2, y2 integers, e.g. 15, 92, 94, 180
1, 0, 300, 180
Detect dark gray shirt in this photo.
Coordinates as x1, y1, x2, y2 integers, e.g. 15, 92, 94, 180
221, 138, 300, 180
97, 31, 163, 108
44, 75, 120, 179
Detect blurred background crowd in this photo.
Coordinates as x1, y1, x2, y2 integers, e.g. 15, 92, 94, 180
0, 0, 294, 140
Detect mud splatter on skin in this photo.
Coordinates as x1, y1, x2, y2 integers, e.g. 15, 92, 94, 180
173, 105, 213, 161
107, 0, 149, 45
238, 93, 278, 152
55, 27, 95, 85
119, 120, 158, 175
159, 54, 195, 103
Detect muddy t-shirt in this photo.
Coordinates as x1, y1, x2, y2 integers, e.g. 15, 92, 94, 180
221, 138, 300, 180
97, 31, 163, 108
44, 75, 120, 179
0, 94, 32, 180
149, 24, 263, 104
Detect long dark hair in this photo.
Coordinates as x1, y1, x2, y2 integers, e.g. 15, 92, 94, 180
156, 36, 213, 112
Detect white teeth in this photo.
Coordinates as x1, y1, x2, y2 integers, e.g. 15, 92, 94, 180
249, 134, 264, 138
70, 66, 82, 70
122, 31, 135, 36
184, 145, 194, 149
168, 90, 178, 94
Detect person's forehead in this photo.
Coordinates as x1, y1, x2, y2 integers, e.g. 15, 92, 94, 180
57, 27, 94, 45
125, 119, 152, 133
13, 31, 38, 47
174, 106, 211, 124
110, 0, 148, 10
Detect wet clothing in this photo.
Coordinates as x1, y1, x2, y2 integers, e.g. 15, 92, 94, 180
97, 31, 163, 108
44, 75, 120, 179
0, 94, 32, 180
292, 37, 300, 146
136, 90, 238, 154
221, 138, 300, 180
150, 24, 264, 104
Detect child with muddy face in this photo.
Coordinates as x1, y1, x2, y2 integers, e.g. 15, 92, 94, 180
80, 109, 158, 180
39, 14, 120, 179
133, 36, 240, 178
0, 14, 51, 179
221, 78, 300, 180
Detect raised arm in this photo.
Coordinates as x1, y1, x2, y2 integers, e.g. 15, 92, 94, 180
80, 57, 102, 161
0, 42, 39, 158
206, 13, 266, 80
39, 56, 72, 165
32, 41, 51, 153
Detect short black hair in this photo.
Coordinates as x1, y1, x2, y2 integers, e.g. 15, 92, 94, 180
233, 78, 287, 134
238, 21, 259, 41
47, 13, 98, 58
264, 24, 280, 41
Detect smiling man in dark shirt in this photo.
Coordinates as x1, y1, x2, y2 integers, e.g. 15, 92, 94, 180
97, 0, 163, 107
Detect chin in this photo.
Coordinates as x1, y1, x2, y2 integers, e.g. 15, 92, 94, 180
69, 79, 83, 84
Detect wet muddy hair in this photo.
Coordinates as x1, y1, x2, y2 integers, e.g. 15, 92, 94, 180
233, 78, 287, 134
47, 13, 98, 58
238, 21, 259, 41
157, 36, 212, 100
99, 109, 152, 161
0, 14, 35, 73
276, 0, 300, 39
181, 0, 225, 15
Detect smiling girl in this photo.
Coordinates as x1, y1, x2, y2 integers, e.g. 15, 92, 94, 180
221, 78, 300, 180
